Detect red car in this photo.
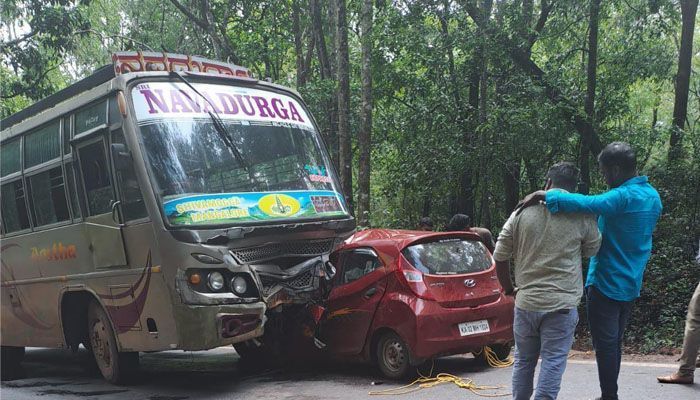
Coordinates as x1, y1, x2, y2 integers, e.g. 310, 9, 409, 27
320, 229, 515, 378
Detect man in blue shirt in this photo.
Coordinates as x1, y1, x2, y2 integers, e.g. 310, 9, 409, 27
518, 142, 662, 400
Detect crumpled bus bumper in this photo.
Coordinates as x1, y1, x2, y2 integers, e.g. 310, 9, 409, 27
172, 302, 266, 351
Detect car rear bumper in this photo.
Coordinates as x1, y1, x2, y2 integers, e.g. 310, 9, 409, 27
412, 294, 514, 360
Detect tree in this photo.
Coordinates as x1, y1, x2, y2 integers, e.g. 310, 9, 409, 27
357, 0, 374, 227
0, 0, 90, 105
335, 0, 352, 210
168, 0, 239, 62
580, 0, 601, 194
464, 0, 604, 155
669, 0, 698, 160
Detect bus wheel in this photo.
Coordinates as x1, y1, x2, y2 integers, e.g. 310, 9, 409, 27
87, 300, 139, 384
1, 346, 25, 380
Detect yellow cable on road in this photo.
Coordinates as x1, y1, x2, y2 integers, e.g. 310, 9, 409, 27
369, 346, 513, 397
474, 345, 515, 368
368, 372, 510, 397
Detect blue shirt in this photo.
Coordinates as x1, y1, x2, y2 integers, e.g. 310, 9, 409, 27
545, 176, 662, 301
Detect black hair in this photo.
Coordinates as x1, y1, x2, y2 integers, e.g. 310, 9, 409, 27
446, 214, 470, 231
597, 142, 636, 173
419, 217, 434, 228
546, 162, 579, 192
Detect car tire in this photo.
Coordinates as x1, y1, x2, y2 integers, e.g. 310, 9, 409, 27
376, 332, 412, 380
1, 346, 26, 380
473, 343, 512, 365
87, 300, 139, 384
233, 341, 266, 360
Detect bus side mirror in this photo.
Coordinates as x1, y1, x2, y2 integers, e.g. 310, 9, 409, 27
111, 143, 132, 170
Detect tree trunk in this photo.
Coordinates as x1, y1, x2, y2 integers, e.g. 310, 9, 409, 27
357, 0, 373, 227
310, 0, 338, 165
335, 0, 353, 211
310, 0, 332, 80
503, 161, 520, 213
669, 0, 698, 160
292, 0, 305, 88
477, 0, 493, 225
579, 0, 600, 194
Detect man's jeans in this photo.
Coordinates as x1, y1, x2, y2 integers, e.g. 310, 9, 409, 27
678, 282, 700, 377
586, 286, 633, 400
512, 307, 578, 400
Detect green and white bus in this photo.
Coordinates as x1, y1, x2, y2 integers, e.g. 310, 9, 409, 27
0, 52, 354, 383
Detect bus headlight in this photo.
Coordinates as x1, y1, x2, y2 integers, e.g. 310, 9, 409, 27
231, 276, 248, 295
207, 271, 225, 291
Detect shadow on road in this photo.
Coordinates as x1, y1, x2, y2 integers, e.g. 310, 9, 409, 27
3, 347, 493, 392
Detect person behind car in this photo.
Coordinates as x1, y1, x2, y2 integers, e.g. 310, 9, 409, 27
417, 216, 434, 231
656, 240, 700, 384
494, 161, 601, 400
516, 142, 662, 400
445, 213, 495, 253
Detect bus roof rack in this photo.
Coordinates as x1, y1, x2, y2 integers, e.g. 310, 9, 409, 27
1, 51, 253, 132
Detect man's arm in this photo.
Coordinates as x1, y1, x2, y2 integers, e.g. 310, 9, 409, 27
545, 189, 625, 216
581, 216, 602, 258
496, 260, 516, 295
493, 213, 516, 295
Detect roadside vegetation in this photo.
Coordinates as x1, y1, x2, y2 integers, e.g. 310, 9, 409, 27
2, 0, 698, 352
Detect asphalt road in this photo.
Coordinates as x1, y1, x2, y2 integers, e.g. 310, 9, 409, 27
1, 347, 698, 400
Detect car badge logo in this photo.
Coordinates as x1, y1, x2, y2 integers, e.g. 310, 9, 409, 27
464, 279, 477, 288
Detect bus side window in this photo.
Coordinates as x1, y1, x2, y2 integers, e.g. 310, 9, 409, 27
64, 161, 82, 219
78, 140, 113, 215
26, 166, 70, 227
1, 180, 31, 233
111, 131, 147, 221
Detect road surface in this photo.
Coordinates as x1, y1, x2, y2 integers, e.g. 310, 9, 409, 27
1, 347, 698, 399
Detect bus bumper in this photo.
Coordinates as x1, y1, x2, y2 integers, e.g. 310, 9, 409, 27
173, 302, 266, 351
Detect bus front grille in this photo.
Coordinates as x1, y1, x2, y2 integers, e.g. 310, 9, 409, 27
231, 239, 335, 264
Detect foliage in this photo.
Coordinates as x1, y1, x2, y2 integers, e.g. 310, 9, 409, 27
1, 0, 698, 352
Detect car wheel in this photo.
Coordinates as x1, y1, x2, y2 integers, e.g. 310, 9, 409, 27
87, 300, 139, 384
233, 341, 267, 360
473, 343, 512, 365
376, 332, 411, 380
1, 346, 25, 380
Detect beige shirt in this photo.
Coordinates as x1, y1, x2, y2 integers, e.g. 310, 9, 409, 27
493, 191, 601, 312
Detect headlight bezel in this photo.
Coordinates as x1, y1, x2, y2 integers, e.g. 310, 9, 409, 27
207, 271, 225, 291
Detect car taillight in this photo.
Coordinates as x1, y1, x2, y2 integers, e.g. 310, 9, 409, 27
397, 255, 435, 301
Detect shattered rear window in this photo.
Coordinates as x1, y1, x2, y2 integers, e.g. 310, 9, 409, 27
402, 238, 492, 275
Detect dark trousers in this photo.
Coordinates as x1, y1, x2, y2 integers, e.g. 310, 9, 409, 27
586, 286, 633, 400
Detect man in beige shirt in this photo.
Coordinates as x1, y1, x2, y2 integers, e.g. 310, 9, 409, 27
494, 162, 601, 400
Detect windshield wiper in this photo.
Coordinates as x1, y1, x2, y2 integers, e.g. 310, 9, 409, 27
168, 71, 259, 186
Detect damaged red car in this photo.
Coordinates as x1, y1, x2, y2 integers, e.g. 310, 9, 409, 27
319, 229, 515, 378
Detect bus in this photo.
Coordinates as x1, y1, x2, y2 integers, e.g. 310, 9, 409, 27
0, 51, 355, 383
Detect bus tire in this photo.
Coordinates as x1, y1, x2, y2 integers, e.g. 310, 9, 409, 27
87, 300, 139, 384
1, 346, 25, 380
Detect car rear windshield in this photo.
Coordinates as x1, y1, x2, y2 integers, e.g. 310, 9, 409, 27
401, 238, 492, 275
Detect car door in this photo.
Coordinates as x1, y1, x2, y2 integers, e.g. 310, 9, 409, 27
323, 247, 388, 356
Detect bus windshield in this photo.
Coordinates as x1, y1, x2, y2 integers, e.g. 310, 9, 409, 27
131, 81, 348, 227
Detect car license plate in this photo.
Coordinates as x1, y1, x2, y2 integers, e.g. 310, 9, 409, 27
458, 320, 490, 336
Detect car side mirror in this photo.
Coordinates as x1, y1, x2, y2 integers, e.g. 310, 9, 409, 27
324, 261, 337, 281
111, 143, 132, 170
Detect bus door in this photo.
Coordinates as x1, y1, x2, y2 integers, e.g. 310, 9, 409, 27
73, 135, 128, 269
108, 128, 154, 269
